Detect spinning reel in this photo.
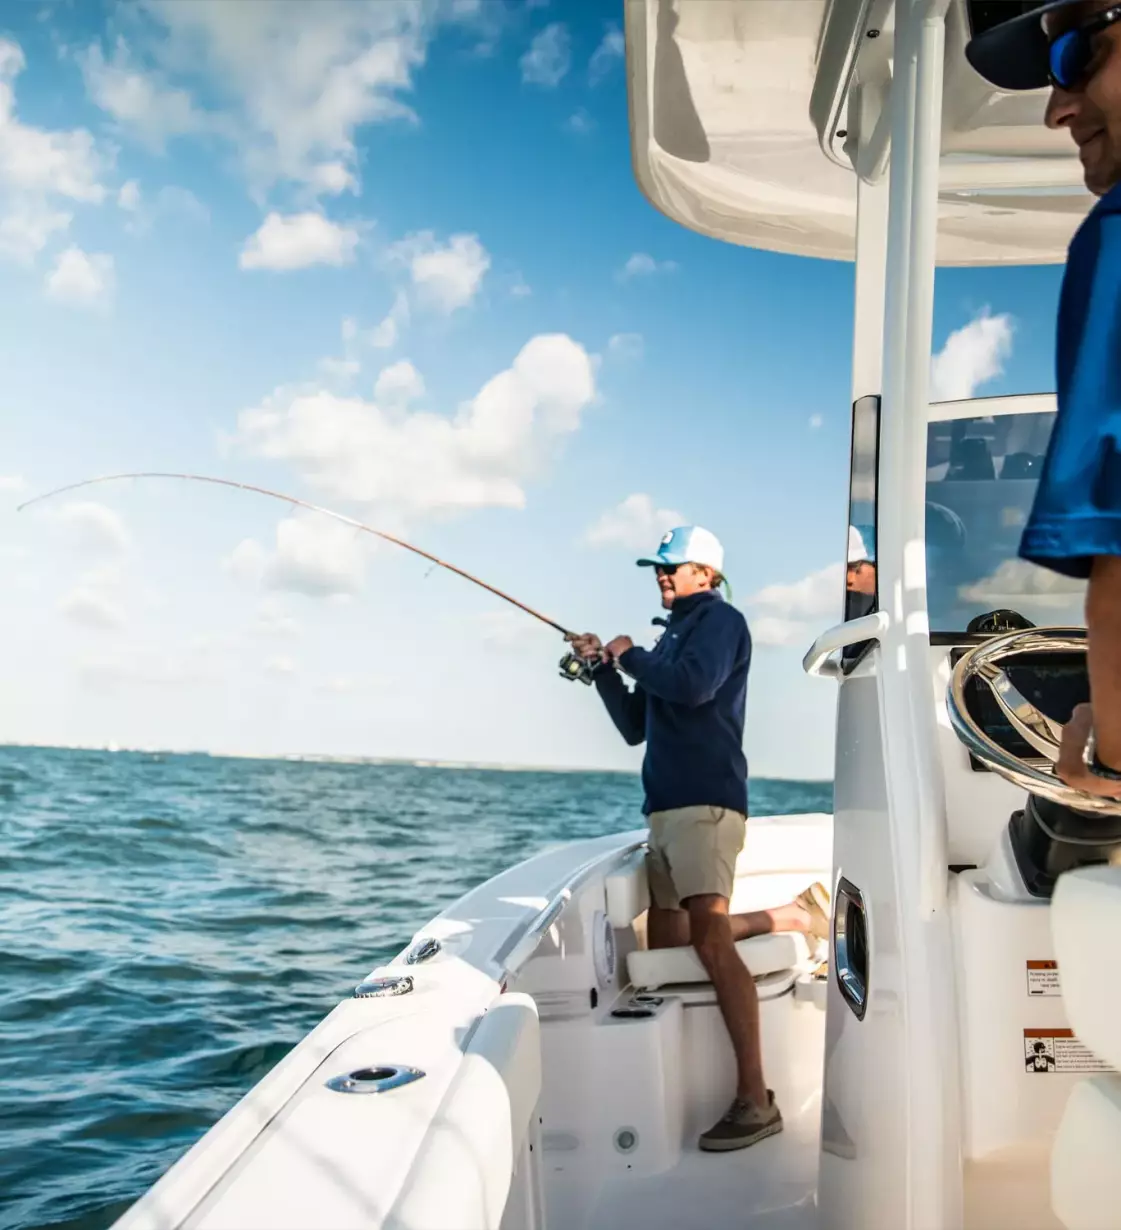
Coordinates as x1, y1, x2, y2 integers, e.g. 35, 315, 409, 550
557, 619, 667, 686
558, 651, 598, 685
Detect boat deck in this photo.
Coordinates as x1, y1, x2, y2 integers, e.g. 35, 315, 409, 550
586, 1095, 819, 1230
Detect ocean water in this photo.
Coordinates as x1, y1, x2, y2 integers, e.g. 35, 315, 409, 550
0, 745, 832, 1230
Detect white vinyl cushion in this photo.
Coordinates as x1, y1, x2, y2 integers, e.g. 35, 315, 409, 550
1052, 1076, 1121, 1230
1052, 866, 1121, 1071
627, 933, 808, 989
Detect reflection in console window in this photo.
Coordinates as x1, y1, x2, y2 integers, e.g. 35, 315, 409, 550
845, 396, 878, 626
925, 412, 1086, 632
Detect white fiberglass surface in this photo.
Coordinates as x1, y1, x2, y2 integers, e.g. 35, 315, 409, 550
925, 406, 1086, 633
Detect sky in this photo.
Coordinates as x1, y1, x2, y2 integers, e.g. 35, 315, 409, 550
0, 0, 1070, 780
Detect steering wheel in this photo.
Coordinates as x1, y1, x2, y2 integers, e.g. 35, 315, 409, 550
948, 627, 1121, 818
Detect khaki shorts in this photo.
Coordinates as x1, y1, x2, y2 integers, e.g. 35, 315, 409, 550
645, 805, 747, 910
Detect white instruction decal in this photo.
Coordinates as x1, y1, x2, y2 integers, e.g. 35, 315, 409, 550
1023, 1029, 1111, 1074
1026, 960, 1061, 997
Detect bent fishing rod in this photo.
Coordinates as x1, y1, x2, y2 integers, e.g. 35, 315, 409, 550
18, 472, 600, 684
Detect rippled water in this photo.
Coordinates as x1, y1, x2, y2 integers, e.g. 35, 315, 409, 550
0, 745, 831, 1230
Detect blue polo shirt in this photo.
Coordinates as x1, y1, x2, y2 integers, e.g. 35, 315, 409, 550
1020, 183, 1121, 578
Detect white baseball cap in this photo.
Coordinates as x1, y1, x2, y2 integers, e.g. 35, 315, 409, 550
637, 525, 725, 573
848, 525, 872, 565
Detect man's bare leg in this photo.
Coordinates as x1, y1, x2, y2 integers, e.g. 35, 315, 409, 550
687, 893, 768, 1106
646, 899, 817, 950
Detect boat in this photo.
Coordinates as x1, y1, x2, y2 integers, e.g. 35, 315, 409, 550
111, 3, 1121, 1228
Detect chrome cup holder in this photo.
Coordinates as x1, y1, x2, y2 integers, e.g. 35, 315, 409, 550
326, 1064, 425, 1094
405, 937, 441, 965
353, 975, 414, 999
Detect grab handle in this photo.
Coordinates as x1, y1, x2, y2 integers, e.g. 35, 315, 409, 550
802, 611, 890, 679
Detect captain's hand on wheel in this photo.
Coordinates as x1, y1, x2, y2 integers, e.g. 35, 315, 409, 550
1058, 703, 1121, 798
565, 632, 603, 661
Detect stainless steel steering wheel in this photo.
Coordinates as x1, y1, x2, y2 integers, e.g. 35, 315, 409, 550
948, 627, 1121, 817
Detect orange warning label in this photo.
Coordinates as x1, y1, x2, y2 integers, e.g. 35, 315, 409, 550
1026, 960, 1061, 997
1024, 1028, 1110, 1074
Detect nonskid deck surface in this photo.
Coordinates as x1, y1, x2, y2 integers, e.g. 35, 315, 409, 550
586, 1094, 820, 1230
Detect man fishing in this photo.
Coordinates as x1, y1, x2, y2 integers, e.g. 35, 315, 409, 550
567, 525, 830, 1152
967, 2, 1121, 798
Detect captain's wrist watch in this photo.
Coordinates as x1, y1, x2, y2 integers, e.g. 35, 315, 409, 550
1082, 725, 1121, 782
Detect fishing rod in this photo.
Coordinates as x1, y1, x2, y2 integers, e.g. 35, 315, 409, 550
18, 472, 601, 684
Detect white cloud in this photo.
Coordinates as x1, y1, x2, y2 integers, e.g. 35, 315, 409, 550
117, 179, 141, 211
59, 587, 125, 631
607, 332, 643, 360
809, 414, 824, 430
119, 184, 210, 236
470, 609, 554, 648
745, 562, 844, 648
749, 563, 843, 620
226, 513, 369, 597
617, 252, 677, 281
45, 246, 114, 307
0, 474, 26, 492
0, 39, 107, 264
930, 310, 1014, 402
585, 494, 683, 551
52, 501, 130, 553
374, 359, 424, 405
565, 109, 595, 135
750, 615, 811, 648
233, 332, 596, 519
509, 275, 532, 299
0, 42, 107, 202
368, 290, 410, 348
266, 655, 297, 675
77, 647, 213, 690
958, 558, 1085, 609
317, 674, 357, 693
239, 211, 359, 271
80, 39, 205, 151
387, 231, 490, 313
81, 2, 432, 196
588, 26, 624, 85
520, 23, 571, 87
0, 206, 71, 265
253, 597, 302, 637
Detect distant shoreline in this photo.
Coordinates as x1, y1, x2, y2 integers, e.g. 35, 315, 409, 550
0, 742, 833, 785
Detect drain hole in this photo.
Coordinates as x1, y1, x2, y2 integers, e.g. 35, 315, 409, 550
611, 1007, 653, 1019
351, 1066, 396, 1082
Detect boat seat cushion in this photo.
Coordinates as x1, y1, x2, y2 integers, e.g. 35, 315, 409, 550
1052, 865, 1121, 1071
627, 932, 810, 990
1051, 1076, 1121, 1230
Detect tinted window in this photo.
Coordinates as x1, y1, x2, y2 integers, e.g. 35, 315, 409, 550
925, 411, 1086, 633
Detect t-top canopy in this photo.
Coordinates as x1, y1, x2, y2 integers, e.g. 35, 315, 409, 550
624, 0, 1092, 266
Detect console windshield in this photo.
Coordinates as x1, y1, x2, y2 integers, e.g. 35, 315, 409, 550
925, 410, 1086, 634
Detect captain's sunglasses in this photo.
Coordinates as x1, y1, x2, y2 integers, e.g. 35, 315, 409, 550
1049, 4, 1121, 90
654, 564, 680, 576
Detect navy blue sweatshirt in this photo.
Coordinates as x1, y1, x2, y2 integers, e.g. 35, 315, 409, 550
593, 590, 750, 815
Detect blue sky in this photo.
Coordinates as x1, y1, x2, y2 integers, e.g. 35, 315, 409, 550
0, 0, 1067, 779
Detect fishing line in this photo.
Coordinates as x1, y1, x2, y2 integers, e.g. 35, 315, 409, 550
17, 471, 574, 638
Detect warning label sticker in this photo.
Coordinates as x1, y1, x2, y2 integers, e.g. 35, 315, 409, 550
1026, 960, 1061, 997
1023, 1029, 1111, 1074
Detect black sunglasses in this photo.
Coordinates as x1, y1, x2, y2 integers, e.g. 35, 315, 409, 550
1049, 4, 1121, 90
654, 564, 680, 576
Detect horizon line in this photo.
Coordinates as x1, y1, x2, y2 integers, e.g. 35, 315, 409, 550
0, 741, 835, 784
